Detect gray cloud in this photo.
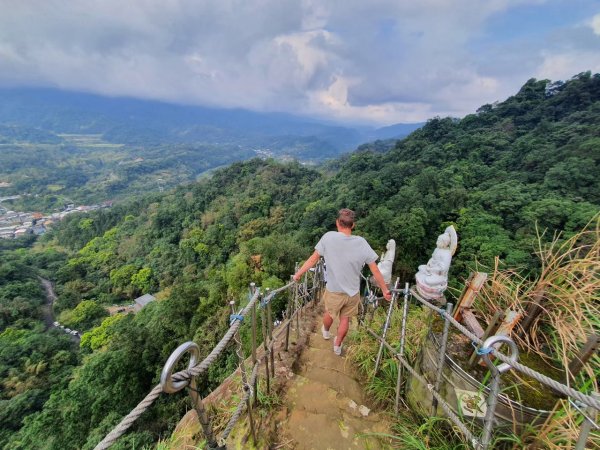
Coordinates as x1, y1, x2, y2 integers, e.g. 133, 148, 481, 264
0, 0, 598, 124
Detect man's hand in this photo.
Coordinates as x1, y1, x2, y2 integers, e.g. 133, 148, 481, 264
293, 251, 320, 284
368, 261, 393, 302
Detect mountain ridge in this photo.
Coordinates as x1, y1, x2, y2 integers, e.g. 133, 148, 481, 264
0, 87, 424, 148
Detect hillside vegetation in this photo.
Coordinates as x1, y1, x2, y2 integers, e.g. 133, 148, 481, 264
1, 72, 598, 449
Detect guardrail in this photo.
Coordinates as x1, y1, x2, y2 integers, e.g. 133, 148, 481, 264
94, 262, 325, 450
363, 280, 600, 450
95, 263, 598, 450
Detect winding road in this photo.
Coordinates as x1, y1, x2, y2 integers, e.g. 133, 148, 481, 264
38, 276, 80, 343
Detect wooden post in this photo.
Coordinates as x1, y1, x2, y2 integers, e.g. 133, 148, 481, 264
453, 272, 487, 322
477, 309, 522, 367
519, 288, 546, 336
469, 310, 505, 367
455, 272, 475, 312
495, 309, 522, 338
568, 335, 600, 380
462, 310, 485, 339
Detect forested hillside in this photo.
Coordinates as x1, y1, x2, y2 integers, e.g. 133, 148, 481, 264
1, 72, 598, 449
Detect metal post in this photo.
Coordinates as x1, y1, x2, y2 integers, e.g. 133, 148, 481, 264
480, 335, 519, 449
431, 302, 454, 417
266, 288, 275, 379
374, 278, 400, 376
250, 283, 258, 407
160, 342, 219, 449
295, 279, 300, 344
469, 310, 504, 367
395, 282, 410, 414
285, 276, 292, 351
366, 275, 378, 327
313, 260, 322, 307
250, 284, 257, 365
574, 393, 600, 450
259, 293, 270, 394
230, 301, 257, 445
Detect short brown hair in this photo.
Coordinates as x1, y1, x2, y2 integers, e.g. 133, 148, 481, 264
337, 208, 355, 228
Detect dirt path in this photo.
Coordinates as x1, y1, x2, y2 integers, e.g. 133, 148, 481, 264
39, 276, 57, 330
38, 276, 80, 343
276, 311, 392, 449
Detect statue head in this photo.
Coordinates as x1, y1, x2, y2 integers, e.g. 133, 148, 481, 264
436, 232, 451, 249
437, 226, 458, 255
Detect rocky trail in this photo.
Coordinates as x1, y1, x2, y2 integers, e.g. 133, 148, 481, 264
275, 312, 393, 450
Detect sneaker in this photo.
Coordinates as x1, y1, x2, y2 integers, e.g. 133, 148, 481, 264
321, 325, 330, 340
333, 338, 343, 356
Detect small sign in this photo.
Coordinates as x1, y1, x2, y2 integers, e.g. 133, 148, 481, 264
455, 388, 487, 418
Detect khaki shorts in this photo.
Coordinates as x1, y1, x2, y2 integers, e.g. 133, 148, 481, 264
324, 289, 360, 319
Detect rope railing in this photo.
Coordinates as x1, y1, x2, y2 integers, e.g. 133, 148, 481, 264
94, 265, 324, 450
95, 262, 598, 450
363, 281, 599, 450
403, 288, 600, 411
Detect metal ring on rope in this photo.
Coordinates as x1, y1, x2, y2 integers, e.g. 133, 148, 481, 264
160, 341, 200, 394
480, 335, 519, 375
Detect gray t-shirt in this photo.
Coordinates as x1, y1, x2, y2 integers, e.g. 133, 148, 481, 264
315, 231, 378, 296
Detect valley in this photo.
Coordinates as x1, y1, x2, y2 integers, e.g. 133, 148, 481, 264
0, 74, 598, 450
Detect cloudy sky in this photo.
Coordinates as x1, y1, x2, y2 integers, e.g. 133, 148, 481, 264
0, 0, 599, 125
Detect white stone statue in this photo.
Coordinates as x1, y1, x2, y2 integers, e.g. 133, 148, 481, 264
377, 239, 396, 285
415, 226, 458, 300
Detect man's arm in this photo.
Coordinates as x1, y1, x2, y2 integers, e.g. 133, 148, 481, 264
368, 261, 392, 301
293, 250, 321, 282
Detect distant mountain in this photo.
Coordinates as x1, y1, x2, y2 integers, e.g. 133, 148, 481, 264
369, 122, 425, 140
0, 88, 422, 154
0, 87, 422, 210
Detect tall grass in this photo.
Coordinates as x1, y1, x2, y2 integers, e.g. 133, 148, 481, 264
474, 215, 599, 448
348, 305, 429, 406
347, 306, 466, 449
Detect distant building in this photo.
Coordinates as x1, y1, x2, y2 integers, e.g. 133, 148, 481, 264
133, 294, 156, 312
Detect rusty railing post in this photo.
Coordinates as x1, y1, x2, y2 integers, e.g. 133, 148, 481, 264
374, 278, 400, 376
431, 302, 453, 417
259, 292, 270, 394
395, 282, 410, 414
229, 301, 257, 445
479, 335, 519, 449
266, 288, 275, 379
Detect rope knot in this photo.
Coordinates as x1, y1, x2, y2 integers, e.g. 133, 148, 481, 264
229, 314, 244, 325
471, 341, 493, 355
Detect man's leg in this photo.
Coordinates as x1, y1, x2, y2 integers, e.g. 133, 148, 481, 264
323, 311, 333, 331
335, 316, 350, 347
334, 293, 360, 348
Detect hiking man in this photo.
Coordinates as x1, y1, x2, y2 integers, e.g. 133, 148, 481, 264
293, 209, 392, 355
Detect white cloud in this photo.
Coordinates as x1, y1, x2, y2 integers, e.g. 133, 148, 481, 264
0, 0, 596, 124
591, 14, 600, 35
535, 51, 600, 81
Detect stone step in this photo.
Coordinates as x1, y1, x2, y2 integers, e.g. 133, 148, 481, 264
299, 364, 365, 405
282, 408, 388, 450
285, 374, 378, 421
275, 311, 392, 449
